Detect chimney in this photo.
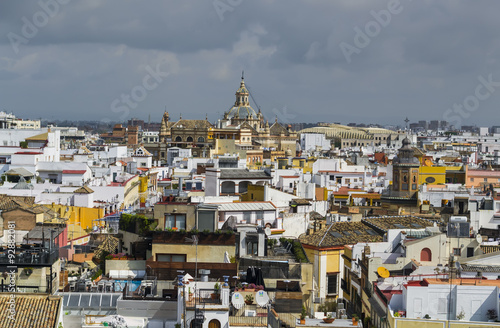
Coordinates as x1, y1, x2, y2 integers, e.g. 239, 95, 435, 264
199, 269, 210, 282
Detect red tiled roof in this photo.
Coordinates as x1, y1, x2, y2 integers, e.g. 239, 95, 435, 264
62, 170, 86, 174
280, 176, 299, 179
14, 151, 42, 155
332, 186, 363, 195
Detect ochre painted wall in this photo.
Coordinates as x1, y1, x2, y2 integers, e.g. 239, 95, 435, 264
419, 166, 446, 185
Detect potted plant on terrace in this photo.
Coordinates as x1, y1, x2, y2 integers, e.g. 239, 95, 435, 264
323, 313, 335, 324
244, 294, 254, 305
300, 306, 307, 325
211, 282, 220, 300
188, 287, 193, 302
352, 314, 359, 326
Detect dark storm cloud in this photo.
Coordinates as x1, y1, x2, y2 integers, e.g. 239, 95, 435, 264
1, 0, 500, 126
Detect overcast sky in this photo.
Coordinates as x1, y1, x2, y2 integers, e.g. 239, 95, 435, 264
1, 0, 499, 127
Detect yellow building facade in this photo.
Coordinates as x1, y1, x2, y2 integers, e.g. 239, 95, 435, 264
45, 204, 104, 240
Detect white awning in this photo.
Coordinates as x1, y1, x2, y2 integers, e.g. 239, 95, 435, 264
109, 270, 146, 279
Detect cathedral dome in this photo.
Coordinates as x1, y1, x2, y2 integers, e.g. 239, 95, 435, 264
225, 75, 258, 120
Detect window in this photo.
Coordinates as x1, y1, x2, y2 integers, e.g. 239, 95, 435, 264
198, 137, 205, 143
467, 247, 474, 257
165, 214, 186, 229
175, 136, 182, 142
471, 178, 474, 182
453, 248, 461, 256
186, 136, 193, 142
247, 240, 259, 255
402, 183, 408, 190
345, 179, 350, 184
327, 274, 338, 295
484, 178, 488, 182
198, 211, 215, 232
157, 254, 186, 262
420, 248, 432, 261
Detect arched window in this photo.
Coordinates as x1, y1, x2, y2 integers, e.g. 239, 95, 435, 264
175, 136, 182, 142
198, 137, 205, 143
420, 248, 432, 262
186, 136, 193, 142
208, 319, 221, 328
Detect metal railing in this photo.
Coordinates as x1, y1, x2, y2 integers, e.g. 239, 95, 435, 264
195, 289, 222, 305
374, 284, 388, 305
229, 315, 267, 327
277, 312, 298, 328
0, 248, 59, 266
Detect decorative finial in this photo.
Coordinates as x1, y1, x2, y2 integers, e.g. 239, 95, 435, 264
241, 70, 244, 80
275, 115, 278, 123
180, 113, 182, 120
206, 113, 208, 121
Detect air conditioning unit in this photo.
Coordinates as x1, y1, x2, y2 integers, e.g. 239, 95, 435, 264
314, 297, 322, 303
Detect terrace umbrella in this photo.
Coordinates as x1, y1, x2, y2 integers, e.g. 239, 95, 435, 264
223, 251, 230, 263
246, 267, 256, 284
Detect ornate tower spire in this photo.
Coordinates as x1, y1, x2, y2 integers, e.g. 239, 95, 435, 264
235, 75, 249, 107
159, 110, 169, 142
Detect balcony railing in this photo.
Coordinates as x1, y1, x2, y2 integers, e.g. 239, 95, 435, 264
195, 289, 222, 305
341, 278, 350, 295
374, 284, 388, 305
228, 315, 267, 327
0, 248, 59, 266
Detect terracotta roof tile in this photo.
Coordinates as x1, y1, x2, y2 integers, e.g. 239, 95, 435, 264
0, 293, 61, 328
300, 221, 382, 248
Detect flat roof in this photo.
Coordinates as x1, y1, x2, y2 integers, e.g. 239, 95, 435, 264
213, 202, 276, 212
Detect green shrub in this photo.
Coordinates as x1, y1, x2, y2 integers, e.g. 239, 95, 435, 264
91, 269, 102, 281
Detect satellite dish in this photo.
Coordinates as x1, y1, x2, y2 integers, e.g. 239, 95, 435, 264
476, 234, 482, 244
255, 290, 270, 307
264, 227, 271, 236
377, 267, 390, 278
232, 292, 244, 309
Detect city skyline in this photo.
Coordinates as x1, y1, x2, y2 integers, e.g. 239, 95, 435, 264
1, 1, 500, 126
